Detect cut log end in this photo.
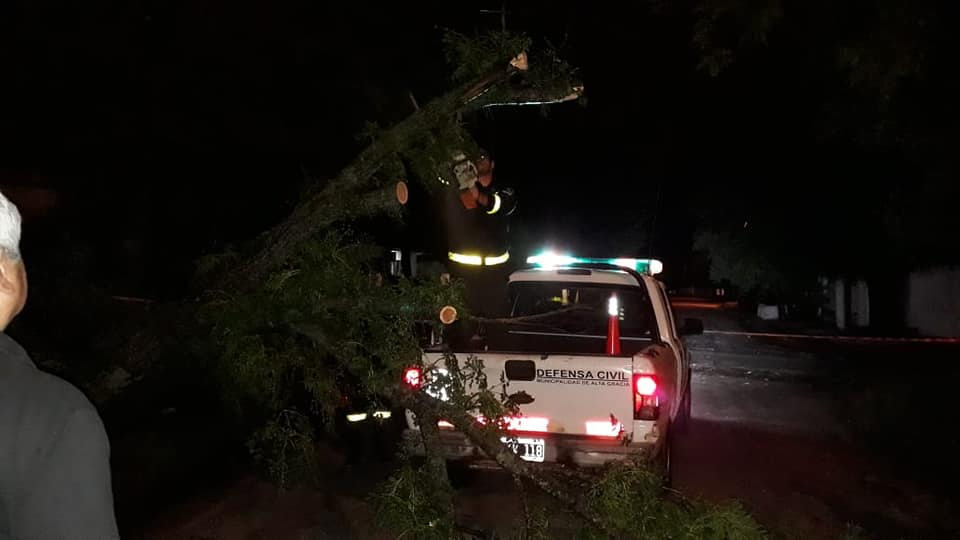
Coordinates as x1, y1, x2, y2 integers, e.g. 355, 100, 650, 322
439, 305, 458, 325
396, 181, 409, 205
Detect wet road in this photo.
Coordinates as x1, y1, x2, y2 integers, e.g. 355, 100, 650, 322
671, 307, 960, 538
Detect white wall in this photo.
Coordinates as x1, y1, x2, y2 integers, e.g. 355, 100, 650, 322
907, 267, 960, 337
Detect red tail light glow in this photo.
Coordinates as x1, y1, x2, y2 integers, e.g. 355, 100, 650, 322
634, 375, 657, 396
504, 416, 549, 432
633, 373, 659, 420
585, 420, 625, 437
403, 367, 422, 388
442, 415, 550, 432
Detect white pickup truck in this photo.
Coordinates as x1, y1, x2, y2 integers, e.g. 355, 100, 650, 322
402, 254, 702, 480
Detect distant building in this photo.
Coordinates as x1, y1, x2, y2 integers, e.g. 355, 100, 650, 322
819, 277, 871, 331
905, 267, 960, 337
821, 268, 960, 337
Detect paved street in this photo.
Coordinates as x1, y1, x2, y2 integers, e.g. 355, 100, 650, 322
672, 306, 959, 538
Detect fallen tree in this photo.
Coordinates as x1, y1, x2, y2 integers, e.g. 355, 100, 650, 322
122, 30, 762, 538
202, 229, 763, 538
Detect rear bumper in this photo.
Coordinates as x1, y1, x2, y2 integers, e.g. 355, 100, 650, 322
402, 428, 655, 467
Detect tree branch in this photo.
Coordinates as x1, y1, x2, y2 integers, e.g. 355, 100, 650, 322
210, 54, 580, 294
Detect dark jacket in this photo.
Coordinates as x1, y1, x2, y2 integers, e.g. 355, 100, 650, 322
0, 333, 119, 540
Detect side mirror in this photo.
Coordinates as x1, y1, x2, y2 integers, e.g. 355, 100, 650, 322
679, 318, 704, 336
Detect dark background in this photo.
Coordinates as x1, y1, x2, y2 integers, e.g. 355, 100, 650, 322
0, 0, 957, 301
2, 2, 959, 534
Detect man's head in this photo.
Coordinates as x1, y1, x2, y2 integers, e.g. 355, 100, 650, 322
0, 191, 26, 330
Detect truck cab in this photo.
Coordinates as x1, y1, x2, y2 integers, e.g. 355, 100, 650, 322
403, 254, 700, 478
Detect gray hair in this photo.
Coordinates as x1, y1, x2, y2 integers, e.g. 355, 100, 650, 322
0, 190, 22, 261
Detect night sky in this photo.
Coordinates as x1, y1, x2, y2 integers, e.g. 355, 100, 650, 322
1, 0, 957, 299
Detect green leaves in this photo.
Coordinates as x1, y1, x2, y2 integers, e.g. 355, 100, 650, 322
442, 30, 532, 81
248, 409, 321, 489
580, 459, 764, 539
202, 231, 465, 444
370, 464, 457, 539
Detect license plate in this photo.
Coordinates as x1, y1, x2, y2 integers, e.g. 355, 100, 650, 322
500, 437, 546, 463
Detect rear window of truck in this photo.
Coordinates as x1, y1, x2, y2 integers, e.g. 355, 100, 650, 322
507, 282, 657, 338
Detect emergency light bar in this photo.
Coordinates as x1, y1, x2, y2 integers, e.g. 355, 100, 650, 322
526, 251, 664, 275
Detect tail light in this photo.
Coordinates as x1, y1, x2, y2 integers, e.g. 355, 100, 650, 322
403, 367, 422, 388
635, 375, 657, 396
503, 416, 549, 432
585, 420, 625, 437
633, 374, 659, 420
